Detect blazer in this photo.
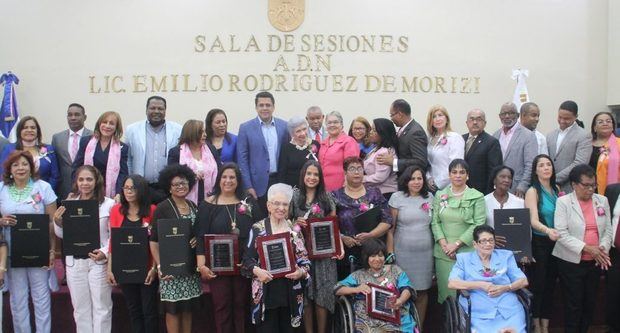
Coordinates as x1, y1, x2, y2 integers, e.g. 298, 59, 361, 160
215, 132, 237, 163
363, 146, 397, 194
167, 143, 222, 166
236, 117, 289, 197
318, 132, 360, 191
0, 143, 60, 190
125, 120, 182, 176
449, 250, 526, 319
427, 131, 465, 190
493, 125, 537, 193
546, 124, 592, 192
52, 127, 93, 199
72, 135, 129, 196
463, 131, 503, 194
396, 119, 428, 174
552, 192, 613, 263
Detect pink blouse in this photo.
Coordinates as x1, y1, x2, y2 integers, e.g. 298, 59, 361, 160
319, 132, 360, 191
578, 199, 599, 261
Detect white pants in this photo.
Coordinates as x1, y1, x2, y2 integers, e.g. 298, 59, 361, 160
7, 267, 51, 333
66, 257, 113, 333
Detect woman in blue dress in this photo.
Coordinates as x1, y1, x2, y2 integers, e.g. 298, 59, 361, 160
448, 225, 529, 333
0, 116, 60, 190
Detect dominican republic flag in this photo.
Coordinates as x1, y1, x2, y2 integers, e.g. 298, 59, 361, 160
0, 72, 20, 141
512, 69, 529, 112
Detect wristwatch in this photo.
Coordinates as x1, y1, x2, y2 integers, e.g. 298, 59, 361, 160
196, 265, 205, 273
455, 240, 462, 248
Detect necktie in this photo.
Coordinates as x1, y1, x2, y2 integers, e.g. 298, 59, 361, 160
70, 133, 79, 162
465, 135, 476, 155
315, 131, 321, 143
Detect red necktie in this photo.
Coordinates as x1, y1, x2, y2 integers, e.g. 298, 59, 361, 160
315, 131, 321, 143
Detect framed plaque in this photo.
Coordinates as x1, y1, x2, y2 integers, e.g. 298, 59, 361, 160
354, 206, 381, 233
111, 227, 149, 284
305, 217, 342, 259
256, 232, 296, 278
366, 283, 400, 325
204, 234, 240, 275
157, 218, 193, 277
62, 199, 100, 256
493, 208, 532, 261
11, 214, 50, 267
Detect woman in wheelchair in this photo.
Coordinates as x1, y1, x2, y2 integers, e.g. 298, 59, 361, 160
448, 225, 529, 333
334, 239, 416, 332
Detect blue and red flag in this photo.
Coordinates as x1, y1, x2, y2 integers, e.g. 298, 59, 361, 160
0, 72, 19, 140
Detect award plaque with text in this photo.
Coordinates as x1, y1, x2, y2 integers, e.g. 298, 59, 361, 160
204, 234, 240, 275
11, 214, 50, 267
256, 232, 295, 278
494, 208, 532, 261
111, 227, 149, 284
157, 218, 193, 277
62, 200, 100, 256
354, 206, 381, 233
366, 283, 401, 325
305, 217, 342, 259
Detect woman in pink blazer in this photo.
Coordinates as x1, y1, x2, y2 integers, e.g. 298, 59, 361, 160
319, 111, 360, 191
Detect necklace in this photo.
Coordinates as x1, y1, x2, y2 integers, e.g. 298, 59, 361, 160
8, 181, 33, 202
450, 185, 467, 197
225, 204, 240, 235
370, 266, 387, 278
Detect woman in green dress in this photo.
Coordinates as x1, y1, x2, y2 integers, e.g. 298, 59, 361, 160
431, 158, 486, 303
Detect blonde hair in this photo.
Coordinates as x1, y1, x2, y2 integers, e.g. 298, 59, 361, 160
426, 105, 452, 136
94, 111, 123, 141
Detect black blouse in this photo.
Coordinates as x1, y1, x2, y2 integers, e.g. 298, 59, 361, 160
277, 140, 320, 187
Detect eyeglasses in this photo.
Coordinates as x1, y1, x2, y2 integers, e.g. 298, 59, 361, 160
122, 186, 136, 192
476, 238, 495, 245
499, 111, 517, 117
578, 182, 596, 190
171, 181, 189, 188
347, 167, 364, 174
269, 201, 289, 208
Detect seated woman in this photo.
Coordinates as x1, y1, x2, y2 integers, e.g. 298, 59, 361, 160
334, 238, 415, 332
448, 225, 529, 333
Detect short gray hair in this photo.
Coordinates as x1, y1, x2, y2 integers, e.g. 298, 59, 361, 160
326, 111, 343, 125
467, 108, 486, 121
287, 116, 307, 136
306, 106, 323, 116
267, 183, 293, 202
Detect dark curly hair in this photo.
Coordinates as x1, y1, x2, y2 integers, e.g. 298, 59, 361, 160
361, 238, 387, 269
210, 163, 246, 200
2, 150, 38, 185
120, 174, 152, 218
397, 164, 429, 198
158, 164, 197, 193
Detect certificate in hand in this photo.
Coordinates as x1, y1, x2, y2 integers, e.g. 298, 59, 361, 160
493, 208, 532, 261
366, 283, 401, 325
354, 206, 381, 233
111, 227, 149, 284
305, 217, 342, 259
11, 214, 50, 267
157, 218, 193, 277
256, 232, 296, 278
204, 234, 240, 275
62, 199, 100, 256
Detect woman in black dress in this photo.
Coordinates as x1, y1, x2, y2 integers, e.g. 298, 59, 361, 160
278, 116, 320, 187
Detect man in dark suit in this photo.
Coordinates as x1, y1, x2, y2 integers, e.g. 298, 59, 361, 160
377, 99, 428, 174
237, 91, 289, 212
51, 103, 92, 200
463, 109, 503, 194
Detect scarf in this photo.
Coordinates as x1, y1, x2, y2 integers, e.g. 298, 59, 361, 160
84, 136, 121, 197
179, 143, 218, 204
597, 134, 620, 194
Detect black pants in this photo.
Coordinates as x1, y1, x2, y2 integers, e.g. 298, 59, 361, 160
120, 281, 160, 333
607, 248, 620, 332
257, 173, 279, 214
557, 259, 600, 333
530, 235, 558, 319
256, 306, 297, 333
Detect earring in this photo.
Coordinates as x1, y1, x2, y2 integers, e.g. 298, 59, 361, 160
9, 174, 13, 179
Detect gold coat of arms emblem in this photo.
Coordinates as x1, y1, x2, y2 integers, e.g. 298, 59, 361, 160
268, 0, 305, 32
26, 221, 32, 229
77, 208, 83, 215
172, 227, 178, 235
128, 235, 134, 243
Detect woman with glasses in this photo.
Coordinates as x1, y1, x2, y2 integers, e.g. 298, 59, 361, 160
589, 112, 620, 194
332, 156, 392, 279
319, 111, 360, 191
347, 117, 374, 159
448, 225, 529, 333
553, 164, 613, 333
149, 164, 202, 333
431, 159, 486, 303
53, 165, 115, 332
168, 119, 221, 204
108, 174, 159, 333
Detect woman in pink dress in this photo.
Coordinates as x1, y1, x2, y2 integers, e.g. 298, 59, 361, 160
318, 111, 360, 191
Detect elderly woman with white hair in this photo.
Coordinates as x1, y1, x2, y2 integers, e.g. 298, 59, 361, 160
278, 116, 321, 187
242, 183, 311, 332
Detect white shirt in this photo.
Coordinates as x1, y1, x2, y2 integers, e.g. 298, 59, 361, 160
535, 130, 548, 155
427, 131, 465, 190
556, 121, 577, 151
484, 192, 524, 228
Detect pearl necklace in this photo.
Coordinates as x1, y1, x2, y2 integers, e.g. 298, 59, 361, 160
450, 185, 467, 197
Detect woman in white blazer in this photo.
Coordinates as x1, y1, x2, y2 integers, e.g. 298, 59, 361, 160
425, 105, 464, 192
552, 164, 613, 333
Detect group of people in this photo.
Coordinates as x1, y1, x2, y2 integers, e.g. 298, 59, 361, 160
0, 91, 617, 333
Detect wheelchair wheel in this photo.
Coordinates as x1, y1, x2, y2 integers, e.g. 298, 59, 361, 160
333, 295, 355, 333
442, 296, 461, 333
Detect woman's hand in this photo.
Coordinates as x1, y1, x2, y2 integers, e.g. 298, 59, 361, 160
189, 237, 197, 249
487, 284, 511, 298
253, 266, 273, 283
444, 243, 459, 259
295, 217, 307, 228
157, 265, 174, 281
546, 228, 560, 241
387, 295, 404, 310
107, 270, 117, 286
198, 265, 217, 280
53, 207, 66, 227
285, 267, 305, 280
113, 194, 121, 203
1, 214, 17, 227
342, 235, 360, 248
89, 249, 106, 262
43, 250, 56, 270
355, 284, 372, 295
585, 245, 611, 270
355, 232, 372, 242
144, 267, 158, 285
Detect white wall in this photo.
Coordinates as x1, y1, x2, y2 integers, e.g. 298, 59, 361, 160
0, 0, 611, 140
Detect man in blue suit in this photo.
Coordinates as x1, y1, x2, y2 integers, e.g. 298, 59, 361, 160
237, 91, 289, 212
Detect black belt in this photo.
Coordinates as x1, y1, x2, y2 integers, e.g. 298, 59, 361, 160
73, 255, 89, 260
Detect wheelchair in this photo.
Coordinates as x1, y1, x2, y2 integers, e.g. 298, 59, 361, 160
442, 288, 533, 333
332, 255, 422, 332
